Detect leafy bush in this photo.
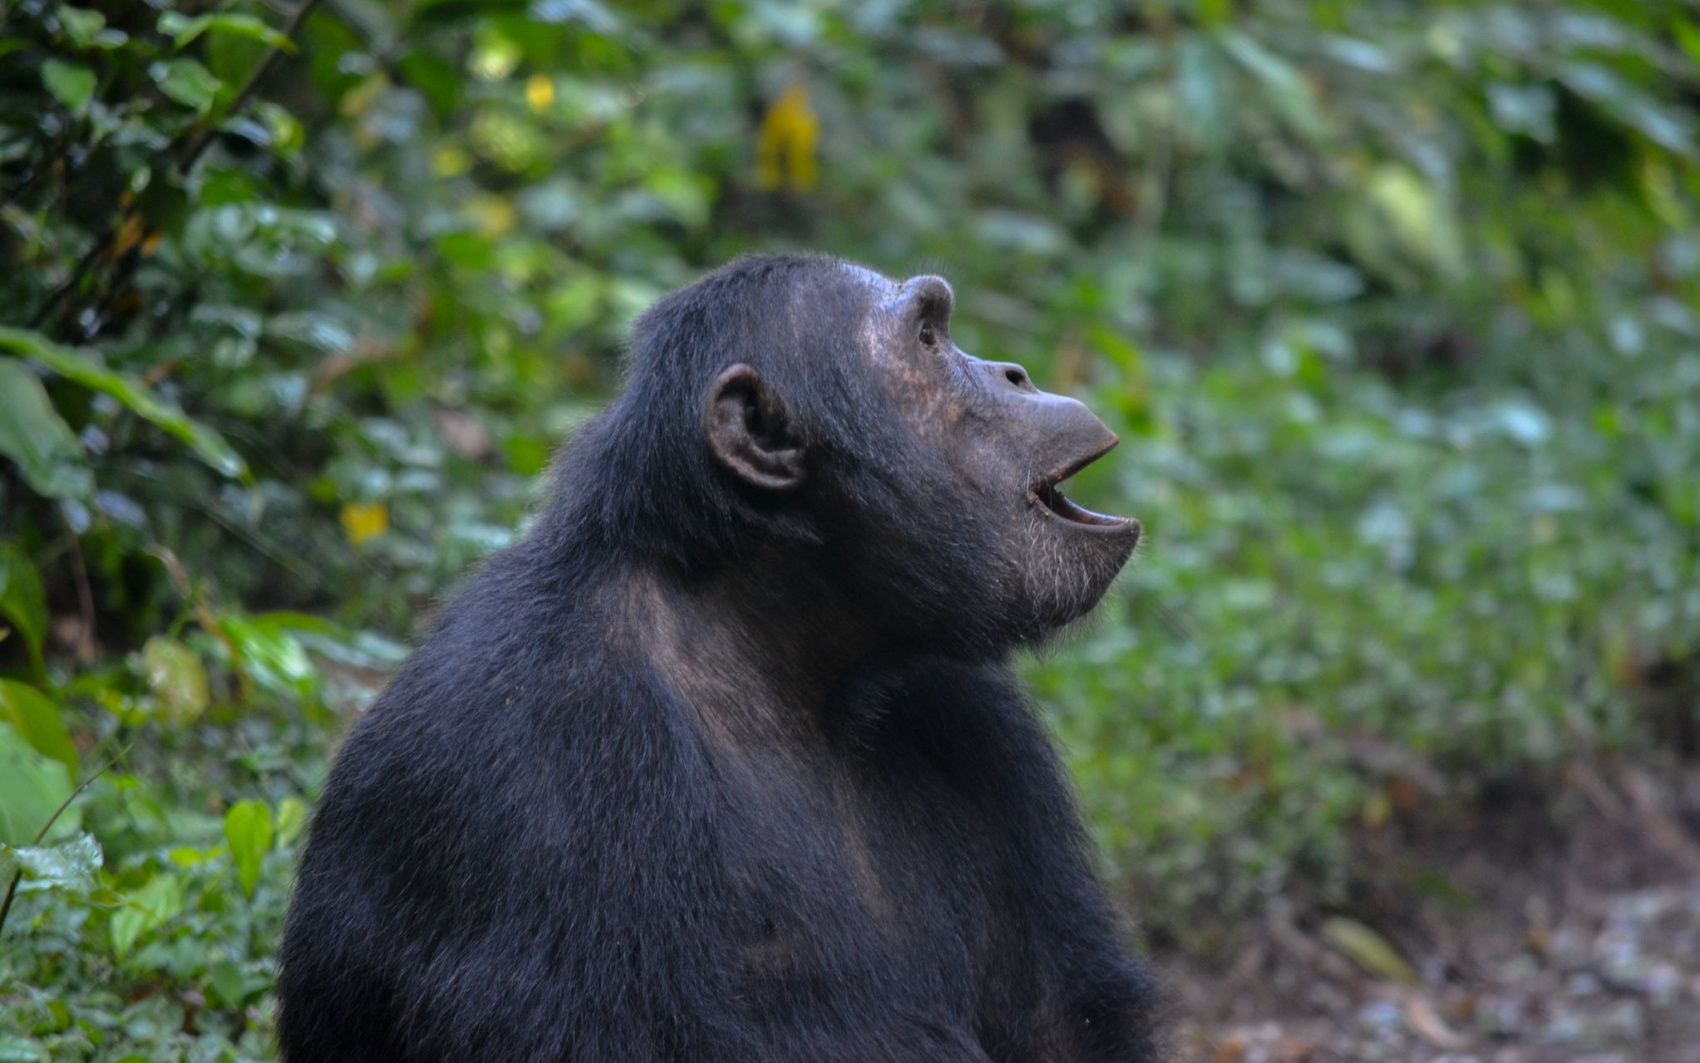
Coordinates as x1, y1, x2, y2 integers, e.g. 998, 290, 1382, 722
2, 0, 1697, 1056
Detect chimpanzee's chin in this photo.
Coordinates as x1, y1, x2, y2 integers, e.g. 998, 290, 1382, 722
1009, 522, 1138, 639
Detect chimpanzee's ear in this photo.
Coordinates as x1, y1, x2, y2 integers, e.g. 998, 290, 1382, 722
704, 364, 806, 490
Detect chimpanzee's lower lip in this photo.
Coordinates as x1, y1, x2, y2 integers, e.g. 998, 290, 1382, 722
1029, 438, 1137, 532
1031, 483, 1137, 530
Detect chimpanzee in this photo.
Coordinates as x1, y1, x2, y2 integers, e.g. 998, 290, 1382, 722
278, 254, 1160, 1061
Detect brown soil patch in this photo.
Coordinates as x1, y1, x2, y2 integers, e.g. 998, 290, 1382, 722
1159, 760, 1700, 1062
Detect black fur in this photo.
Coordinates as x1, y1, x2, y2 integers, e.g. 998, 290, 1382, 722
278, 254, 1162, 1061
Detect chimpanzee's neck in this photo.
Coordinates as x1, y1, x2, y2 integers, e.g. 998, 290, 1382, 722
617, 554, 892, 747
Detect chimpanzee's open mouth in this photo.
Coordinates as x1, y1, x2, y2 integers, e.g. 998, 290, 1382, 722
1029, 442, 1138, 532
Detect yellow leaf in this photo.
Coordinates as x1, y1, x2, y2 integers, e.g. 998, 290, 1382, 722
757, 85, 819, 193
1321, 917, 1418, 984
465, 195, 516, 238
433, 146, 471, 177
338, 73, 388, 120
1361, 787, 1392, 829
112, 213, 148, 259
340, 502, 389, 545
525, 74, 555, 114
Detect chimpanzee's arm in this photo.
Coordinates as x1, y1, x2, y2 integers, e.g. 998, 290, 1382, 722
889, 658, 1165, 1063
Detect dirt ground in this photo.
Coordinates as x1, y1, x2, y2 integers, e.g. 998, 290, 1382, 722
1158, 761, 1700, 1062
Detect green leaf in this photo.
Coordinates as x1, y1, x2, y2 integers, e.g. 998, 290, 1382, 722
0, 721, 74, 847
0, 327, 248, 479
2, 832, 101, 895
1676, 18, 1700, 67
41, 59, 96, 113
58, 7, 107, 49
0, 359, 91, 500
276, 796, 308, 847
1322, 916, 1418, 984
0, 680, 76, 775
158, 12, 294, 52
398, 50, 464, 118
1219, 30, 1331, 144
221, 614, 316, 696
1560, 62, 1697, 160
139, 637, 209, 726
0, 1035, 49, 1062
255, 101, 305, 155
1175, 36, 1231, 152
974, 211, 1067, 255
246, 610, 408, 670
150, 58, 224, 114
224, 800, 274, 897
110, 872, 183, 957
1486, 83, 1556, 144
0, 543, 49, 672
1365, 164, 1463, 278
205, 960, 249, 1009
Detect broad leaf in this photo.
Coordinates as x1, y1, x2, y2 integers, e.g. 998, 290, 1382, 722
3, 832, 102, 895
224, 800, 273, 897
110, 872, 184, 958
158, 11, 294, 52
0, 721, 75, 847
221, 614, 315, 697
0, 327, 247, 479
139, 637, 209, 725
1560, 62, 1698, 160
41, 59, 96, 113
57, 7, 107, 49
150, 58, 224, 113
0, 359, 91, 499
0, 679, 76, 775
1220, 30, 1331, 144
0, 543, 49, 672
276, 797, 308, 847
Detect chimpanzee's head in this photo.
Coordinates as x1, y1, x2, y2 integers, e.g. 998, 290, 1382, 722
560, 255, 1140, 654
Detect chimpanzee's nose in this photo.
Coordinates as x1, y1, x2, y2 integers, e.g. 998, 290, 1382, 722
966, 354, 1116, 458
978, 359, 1037, 393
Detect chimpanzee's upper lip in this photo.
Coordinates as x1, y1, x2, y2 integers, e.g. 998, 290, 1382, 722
1044, 436, 1120, 491
1028, 438, 1138, 532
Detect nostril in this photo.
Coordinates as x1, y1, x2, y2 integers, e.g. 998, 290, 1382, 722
1005, 367, 1028, 388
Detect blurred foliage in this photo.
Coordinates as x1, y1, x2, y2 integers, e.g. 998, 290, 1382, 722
2, 0, 1698, 1056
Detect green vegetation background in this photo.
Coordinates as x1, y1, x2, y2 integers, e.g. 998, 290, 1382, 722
2, 0, 1697, 1057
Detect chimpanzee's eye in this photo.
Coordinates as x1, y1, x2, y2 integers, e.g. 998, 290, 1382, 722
918, 321, 938, 347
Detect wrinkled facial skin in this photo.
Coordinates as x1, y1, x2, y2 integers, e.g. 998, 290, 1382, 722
845, 266, 1142, 645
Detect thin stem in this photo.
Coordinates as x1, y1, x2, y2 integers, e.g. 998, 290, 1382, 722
61, 503, 97, 662
0, 747, 129, 939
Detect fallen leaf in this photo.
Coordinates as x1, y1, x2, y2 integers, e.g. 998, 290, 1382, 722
1322, 916, 1419, 984
1401, 990, 1468, 1049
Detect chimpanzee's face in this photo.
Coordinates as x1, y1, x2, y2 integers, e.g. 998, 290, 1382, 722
847, 266, 1142, 642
